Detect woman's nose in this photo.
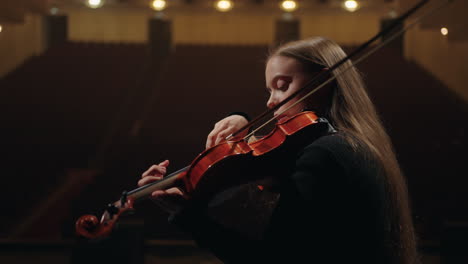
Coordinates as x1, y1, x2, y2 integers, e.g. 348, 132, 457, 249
267, 94, 277, 109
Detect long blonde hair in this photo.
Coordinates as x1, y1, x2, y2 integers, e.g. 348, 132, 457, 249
269, 37, 418, 264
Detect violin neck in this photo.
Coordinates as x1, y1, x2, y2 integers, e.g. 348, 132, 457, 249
127, 166, 188, 202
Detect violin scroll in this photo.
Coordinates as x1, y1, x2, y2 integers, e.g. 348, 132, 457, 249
76, 197, 135, 239
75, 214, 109, 239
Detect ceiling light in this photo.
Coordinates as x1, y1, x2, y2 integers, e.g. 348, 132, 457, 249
280, 0, 298, 12
441, 27, 448, 36
215, 0, 233, 12
50, 7, 59, 15
343, 0, 359, 12
151, 0, 167, 11
86, 0, 105, 9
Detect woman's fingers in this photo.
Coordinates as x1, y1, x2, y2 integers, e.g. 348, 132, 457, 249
152, 190, 165, 197
151, 187, 187, 214
159, 159, 170, 167
141, 160, 170, 178
138, 176, 163, 187
165, 187, 185, 196
151, 187, 185, 198
139, 160, 170, 187
206, 122, 225, 149
206, 115, 249, 149
141, 165, 165, 178
214, 130, 230, 145
138, 160, 186, 214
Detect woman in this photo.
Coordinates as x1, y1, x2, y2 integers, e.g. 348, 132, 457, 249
138, 37, 419, 263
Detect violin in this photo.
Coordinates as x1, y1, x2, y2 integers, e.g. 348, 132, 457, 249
76, 111, 330, 239
76, 0, 448, 239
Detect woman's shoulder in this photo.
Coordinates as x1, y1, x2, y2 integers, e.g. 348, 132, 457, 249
303, 132, 354, 157
300, 132, 379, 176
292, 133, 351, 175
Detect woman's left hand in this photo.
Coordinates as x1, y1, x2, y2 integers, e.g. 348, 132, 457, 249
151, 187, 188, 215
138, 160, 188, 214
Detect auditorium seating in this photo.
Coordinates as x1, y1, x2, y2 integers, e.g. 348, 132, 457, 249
0, 41, 148, 238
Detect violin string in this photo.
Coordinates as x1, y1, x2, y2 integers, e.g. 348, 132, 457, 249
240, 0, 453, 141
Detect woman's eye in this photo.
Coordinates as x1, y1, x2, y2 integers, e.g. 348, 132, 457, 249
277, 79, 289, 90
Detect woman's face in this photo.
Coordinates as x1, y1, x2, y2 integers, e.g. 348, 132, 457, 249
265, 55, 313, 121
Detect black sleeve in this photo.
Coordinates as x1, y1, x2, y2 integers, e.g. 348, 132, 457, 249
169, 203, 267, 263
291, 143, 346, 202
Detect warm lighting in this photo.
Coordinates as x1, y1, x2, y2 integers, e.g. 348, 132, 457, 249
387, 9, 397, 19
86, 0, 105, 9
215, 0, 233, 12
343, 0, 359, 12
441, 27, 448, 36
151, 0, 167, 11
0, 25, 3, 33
50, 7, 59, 15
280, 0, 298, 12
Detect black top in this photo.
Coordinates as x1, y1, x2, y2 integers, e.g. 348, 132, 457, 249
170, 133, 389, 263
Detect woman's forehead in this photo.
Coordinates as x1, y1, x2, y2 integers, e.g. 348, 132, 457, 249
265, 55, 303, 79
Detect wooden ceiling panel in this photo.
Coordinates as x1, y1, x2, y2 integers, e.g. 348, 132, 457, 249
0, 0, 26, 23
0, 0, 51, 23
27, 0, 53, 14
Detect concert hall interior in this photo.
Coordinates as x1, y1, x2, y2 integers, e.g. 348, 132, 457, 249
0, 0, 467, 263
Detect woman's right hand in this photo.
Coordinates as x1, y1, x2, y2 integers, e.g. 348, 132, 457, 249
138, 160, 187, 214
206, 114, 249, 149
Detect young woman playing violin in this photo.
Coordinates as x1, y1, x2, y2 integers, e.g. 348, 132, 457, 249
138, 37, 419, 264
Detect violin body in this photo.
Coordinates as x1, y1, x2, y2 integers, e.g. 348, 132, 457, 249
76, 111, 331, 239
186, 111, 330, 199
